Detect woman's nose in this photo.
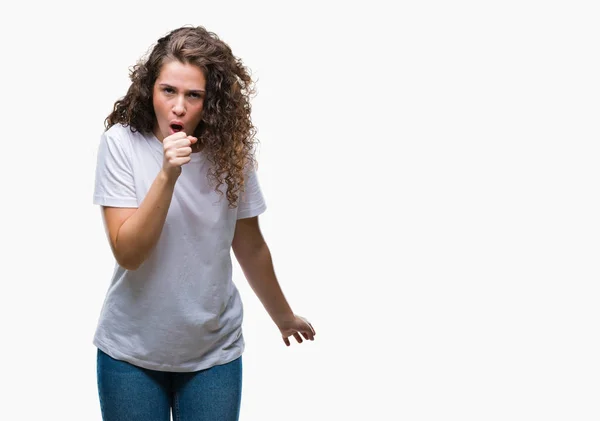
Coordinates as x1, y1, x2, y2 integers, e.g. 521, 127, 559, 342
172, 98, 186, 115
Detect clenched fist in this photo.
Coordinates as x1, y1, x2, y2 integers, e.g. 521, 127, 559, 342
162, 132, 198, 178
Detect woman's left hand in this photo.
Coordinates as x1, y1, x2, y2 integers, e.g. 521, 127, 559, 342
278, 314, 316, 346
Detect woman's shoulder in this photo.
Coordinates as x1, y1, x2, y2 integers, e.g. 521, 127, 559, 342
103, 124, 150, 148
104, 123, 136, 139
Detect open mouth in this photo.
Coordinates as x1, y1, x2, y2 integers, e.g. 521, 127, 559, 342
170, 123, 184, 132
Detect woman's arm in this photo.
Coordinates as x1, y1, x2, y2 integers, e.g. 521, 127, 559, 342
100, 132, 196, 271
232, 216, 315, 345
102, 170, 178, 270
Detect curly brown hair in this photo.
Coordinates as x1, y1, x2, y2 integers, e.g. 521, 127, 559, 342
105, 25, 258, 208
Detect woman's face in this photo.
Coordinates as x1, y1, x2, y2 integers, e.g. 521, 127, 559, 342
152, 60, 206, 142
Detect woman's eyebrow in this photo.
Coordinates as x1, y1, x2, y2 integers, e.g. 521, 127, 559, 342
158, 83, 206, 93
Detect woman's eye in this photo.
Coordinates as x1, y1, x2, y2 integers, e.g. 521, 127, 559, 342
189, 92, 202, 99
163, 88, 175, 94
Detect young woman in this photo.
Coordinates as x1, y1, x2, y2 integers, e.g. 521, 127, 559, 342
93, 25, 315, 421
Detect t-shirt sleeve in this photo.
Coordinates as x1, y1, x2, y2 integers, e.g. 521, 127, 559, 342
236, 166, 267, 219
93, 131, 138, 208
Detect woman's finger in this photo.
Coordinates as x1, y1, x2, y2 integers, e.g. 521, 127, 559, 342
303, 318, 316, 336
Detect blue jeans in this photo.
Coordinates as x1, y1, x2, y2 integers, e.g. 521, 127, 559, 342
96, 348, 242, 421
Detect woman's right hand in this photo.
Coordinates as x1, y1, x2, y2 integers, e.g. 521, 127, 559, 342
162, 132, 198, 178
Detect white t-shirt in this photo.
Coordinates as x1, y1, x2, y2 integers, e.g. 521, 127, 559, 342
92, 123, 266, 372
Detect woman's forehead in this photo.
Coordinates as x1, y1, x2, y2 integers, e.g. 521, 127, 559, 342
156, 61, 206, 87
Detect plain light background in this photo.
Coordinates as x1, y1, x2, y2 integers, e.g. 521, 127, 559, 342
0, 0, 599, 419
